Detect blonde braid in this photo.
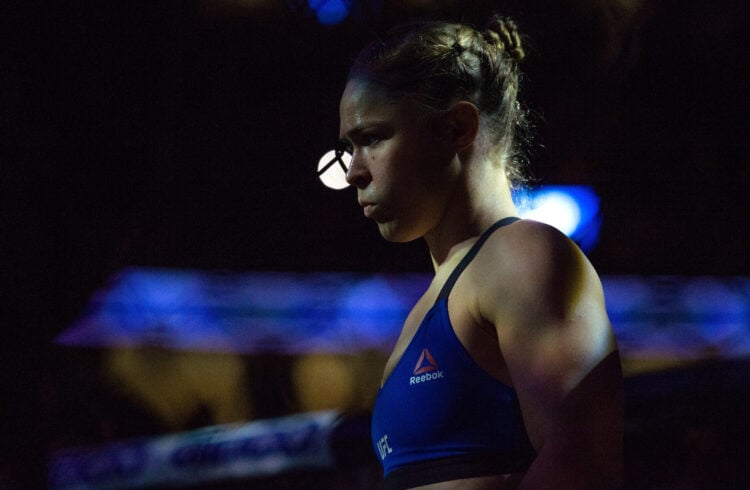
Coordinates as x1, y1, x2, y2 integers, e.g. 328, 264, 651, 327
483, 16, 525, 63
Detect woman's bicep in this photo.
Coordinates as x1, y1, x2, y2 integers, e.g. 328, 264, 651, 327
479, 225, 623, 485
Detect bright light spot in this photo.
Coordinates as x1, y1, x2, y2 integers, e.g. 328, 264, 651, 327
520, 190, 581, 235
317, 149, 351, 190
308, 0, 349, 25
515, 185, 602, 252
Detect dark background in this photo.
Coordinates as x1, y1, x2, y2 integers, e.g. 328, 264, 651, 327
2, 0, 749, 487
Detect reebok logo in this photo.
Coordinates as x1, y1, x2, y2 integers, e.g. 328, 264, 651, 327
413, 348, 438, 374
410, 348, 444, 385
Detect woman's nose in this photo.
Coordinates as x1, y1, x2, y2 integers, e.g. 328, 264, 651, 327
345, 152, 371, 189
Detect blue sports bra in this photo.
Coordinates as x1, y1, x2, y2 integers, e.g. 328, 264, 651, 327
371, 217, 536, 489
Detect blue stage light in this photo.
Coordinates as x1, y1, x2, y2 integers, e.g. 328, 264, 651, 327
516, 185, 602, 252
308, 0, 349, 25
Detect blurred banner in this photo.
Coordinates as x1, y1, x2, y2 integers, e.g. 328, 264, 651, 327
604, 276, 750, 371
56, 268, 429, 355
56, 268, 750, 364
48, 410, 340, 490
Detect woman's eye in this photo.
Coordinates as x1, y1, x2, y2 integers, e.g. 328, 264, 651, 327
361, 134, 380, 146
336, 140, 353, 154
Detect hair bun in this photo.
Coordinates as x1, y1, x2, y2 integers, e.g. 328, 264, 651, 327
483, 15, 525, 63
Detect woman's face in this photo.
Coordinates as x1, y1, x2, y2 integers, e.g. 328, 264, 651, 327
339, 79, 458, 242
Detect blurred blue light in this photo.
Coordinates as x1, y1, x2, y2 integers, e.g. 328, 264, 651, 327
516, 185, 602, 252
308, 0, 349, 25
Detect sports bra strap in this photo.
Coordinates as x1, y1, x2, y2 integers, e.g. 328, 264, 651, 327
436, 216, 520, 302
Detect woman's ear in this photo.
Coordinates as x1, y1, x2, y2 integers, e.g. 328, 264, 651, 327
446, 101, 480, 151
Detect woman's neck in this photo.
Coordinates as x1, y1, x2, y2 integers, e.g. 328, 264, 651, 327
425, 165, 517, 270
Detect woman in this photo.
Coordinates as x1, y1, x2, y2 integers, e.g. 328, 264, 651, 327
337, 16, 623, 489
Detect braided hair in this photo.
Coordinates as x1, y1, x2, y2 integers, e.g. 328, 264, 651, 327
348, 15, 531, 188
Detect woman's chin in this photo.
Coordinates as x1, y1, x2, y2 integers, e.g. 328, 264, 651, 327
376, 222, 422, 243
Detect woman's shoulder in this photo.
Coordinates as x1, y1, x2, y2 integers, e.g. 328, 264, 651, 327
483, 218, 586, 273
472, 218, 605, 312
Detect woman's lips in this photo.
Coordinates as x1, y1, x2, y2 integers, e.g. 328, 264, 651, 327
359, 200, 376, 218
